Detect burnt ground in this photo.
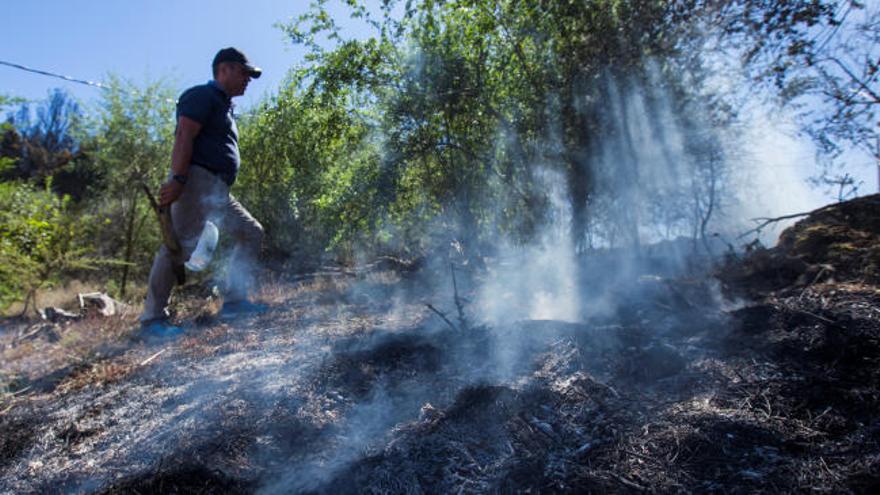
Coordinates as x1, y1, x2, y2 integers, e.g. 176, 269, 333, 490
2, 200, 880, 494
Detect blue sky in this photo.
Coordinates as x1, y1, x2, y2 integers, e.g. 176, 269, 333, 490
2, 0, 377, 109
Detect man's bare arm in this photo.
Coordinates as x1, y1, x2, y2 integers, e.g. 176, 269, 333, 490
159, 116, 203, 206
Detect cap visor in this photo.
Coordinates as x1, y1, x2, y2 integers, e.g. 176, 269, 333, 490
246, 65, 262, 79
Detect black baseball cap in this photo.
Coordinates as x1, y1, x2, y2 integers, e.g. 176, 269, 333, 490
212, 47, 262, 79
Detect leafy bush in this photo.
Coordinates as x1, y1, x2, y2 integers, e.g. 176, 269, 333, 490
237, 73, 383, 261
0, 178, 104, 312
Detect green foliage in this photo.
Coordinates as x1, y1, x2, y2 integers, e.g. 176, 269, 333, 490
0, 94, 25, 113
0, 179, 103, 311
1, 0, 863, 303
0, 156, 13, 176
87, 76, 176, 296
707, 0, 879, 162
91, 76, 175, 188
237, 70, 384, 257
0, 78, 178, 306
262, 0, 719, 257
4, 89, 84, 184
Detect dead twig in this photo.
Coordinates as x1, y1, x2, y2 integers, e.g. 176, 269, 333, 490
9, 386, 31, 396
425, 303, 459, 332
599, 381, 621, 399
450, 263, 468, 330
799, 266, 832, 301
781, 304, 849, 331
14, 324, 56, 344
139, 349, 167, 367
736, 211, 812, 240
0, 385, 31, 415
610, 472, 647, 491
624, 449, 665, 467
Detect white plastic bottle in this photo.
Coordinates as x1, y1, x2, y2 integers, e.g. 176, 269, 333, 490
185, 221, 219, 272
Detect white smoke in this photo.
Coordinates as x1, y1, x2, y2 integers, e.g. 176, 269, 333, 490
475, 168, 580, 325
728, 106, 834, 244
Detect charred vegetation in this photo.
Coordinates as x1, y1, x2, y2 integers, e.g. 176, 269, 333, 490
0, 194, 878, 493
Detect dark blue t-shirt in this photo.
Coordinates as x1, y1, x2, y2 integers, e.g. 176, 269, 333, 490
176, 80, 240, 185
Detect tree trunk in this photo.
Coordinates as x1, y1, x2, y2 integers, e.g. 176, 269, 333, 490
119, 196, 138, 298
561, 79, 594, 254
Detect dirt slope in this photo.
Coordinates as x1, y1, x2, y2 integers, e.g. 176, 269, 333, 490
721, 193, 880, 293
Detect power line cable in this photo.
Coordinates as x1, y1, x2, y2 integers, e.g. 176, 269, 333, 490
0, 59, 177, 104
0, 59, 110, 90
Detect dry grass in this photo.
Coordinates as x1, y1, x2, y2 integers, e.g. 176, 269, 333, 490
0, 313, 140, 399
56, 360, 136, 393
2, 281, 149, 319
2, 280, 102, 317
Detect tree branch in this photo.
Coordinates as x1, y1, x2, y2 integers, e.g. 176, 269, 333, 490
736, 211, 813, 240
425, 303, 459, 332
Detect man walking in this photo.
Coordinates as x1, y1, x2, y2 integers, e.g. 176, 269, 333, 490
140, 47, 266, 336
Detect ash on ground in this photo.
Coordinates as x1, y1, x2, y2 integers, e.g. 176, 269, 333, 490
2, 196, 880, 494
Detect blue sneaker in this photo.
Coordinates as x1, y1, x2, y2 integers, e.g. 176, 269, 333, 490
219, 300, 268, 320
140, 319, 184, 340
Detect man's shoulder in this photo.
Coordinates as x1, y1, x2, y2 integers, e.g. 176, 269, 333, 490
177, 83, 226, 121
178, 83, 219, 102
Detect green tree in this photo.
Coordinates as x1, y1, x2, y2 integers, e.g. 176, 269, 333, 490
3, 89, 83, 182
0, 92, 112, 312
698, 0, 878, 176
0, 179, 103, 313
88, 76, 176, 297
237, 67, 384, 260
276, 0, 737, 257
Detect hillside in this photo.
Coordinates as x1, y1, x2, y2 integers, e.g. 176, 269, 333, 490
1, 196, 879, 494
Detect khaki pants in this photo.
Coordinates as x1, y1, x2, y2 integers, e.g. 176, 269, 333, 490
140, 165, 263, 322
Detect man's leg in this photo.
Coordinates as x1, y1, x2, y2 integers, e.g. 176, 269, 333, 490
140, 216, 203, 324
221, 194, 264, 303
139, 166, 220, 322
140, 245, 177, 323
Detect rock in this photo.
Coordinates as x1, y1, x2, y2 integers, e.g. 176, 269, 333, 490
78, 292, 126, 317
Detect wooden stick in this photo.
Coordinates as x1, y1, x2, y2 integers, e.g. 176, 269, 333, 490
139, 349, 167, 366
141, 183, 186, 285
450, 262, 468, 330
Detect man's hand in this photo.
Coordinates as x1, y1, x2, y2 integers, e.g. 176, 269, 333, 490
159, 179, 184, 207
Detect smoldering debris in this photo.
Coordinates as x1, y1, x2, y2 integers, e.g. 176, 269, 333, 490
2, 197, 880, 493
0, 246, 876, 493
